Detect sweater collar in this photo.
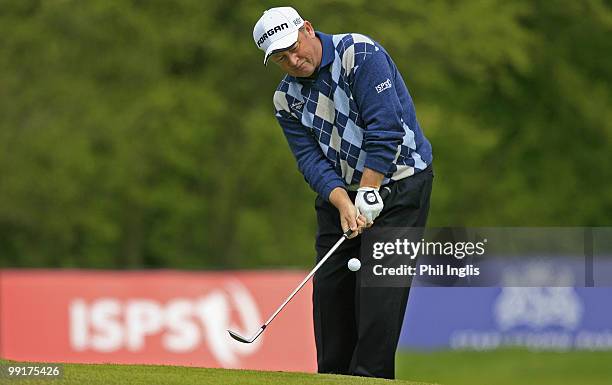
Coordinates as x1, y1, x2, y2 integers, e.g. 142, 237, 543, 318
316, 31, 335, 69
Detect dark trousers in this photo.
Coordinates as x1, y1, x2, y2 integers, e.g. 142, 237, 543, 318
312, 166, 433, 379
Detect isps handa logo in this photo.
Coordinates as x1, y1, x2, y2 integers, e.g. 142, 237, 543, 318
69, 281, 262, 367
494, 287, 583, 331
494, 263, 583, 331
375, 78, 392, 93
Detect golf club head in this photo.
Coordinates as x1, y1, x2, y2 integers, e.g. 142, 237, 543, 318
227, 326, 264, 344
227, 330, 253, 343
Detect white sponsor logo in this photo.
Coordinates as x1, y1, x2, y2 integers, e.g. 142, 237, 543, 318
494, 287, 583, 331
375, 78, 392, 93
449, 264, 612, 351
69, 281, 262, 367
291, 100, 304, 111
494, 263, 583, 330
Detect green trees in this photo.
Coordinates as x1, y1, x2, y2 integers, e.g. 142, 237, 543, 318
1, 1, 610, 268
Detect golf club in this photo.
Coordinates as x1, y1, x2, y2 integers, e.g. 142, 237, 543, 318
228, 186, 391, 344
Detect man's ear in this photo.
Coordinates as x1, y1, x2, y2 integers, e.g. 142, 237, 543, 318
303, 21, 315, 37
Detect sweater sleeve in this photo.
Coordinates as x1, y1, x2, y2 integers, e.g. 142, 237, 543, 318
351, 48, 406, 177
275, 108, 346, 200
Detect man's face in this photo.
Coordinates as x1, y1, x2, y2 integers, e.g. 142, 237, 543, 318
269, 22, 321, 77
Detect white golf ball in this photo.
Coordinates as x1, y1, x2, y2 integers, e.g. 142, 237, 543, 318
347, 258, 361, 272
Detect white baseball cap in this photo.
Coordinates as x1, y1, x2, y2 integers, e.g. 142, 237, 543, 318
253, 7, 305, 65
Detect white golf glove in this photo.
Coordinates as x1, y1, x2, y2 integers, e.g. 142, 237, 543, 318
355, 187, 384, 224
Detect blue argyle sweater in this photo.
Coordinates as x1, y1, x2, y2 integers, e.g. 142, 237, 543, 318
273, 31, 432, 200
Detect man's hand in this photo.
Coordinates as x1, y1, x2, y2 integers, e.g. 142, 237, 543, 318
329, 187, 367, 239
355, 187, 383, 224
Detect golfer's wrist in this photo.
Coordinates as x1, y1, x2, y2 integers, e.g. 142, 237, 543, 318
329, 187, 352, 210
359, 167, 384, 190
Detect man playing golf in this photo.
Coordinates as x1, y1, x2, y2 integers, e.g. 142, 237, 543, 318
253, 7, 433, 379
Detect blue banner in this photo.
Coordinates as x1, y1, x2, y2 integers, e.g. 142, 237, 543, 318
400, 287, 612, 350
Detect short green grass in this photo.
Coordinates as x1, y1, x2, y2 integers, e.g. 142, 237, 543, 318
0, 359, 434, 385
396, 349, 612, 385
4, 349, 612, 385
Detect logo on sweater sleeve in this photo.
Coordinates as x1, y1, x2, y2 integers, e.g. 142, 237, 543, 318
375, 78, 392, 93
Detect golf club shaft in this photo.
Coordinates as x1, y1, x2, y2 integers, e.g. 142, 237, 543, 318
261, 229, 351, 328
228, 186, 391, 343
